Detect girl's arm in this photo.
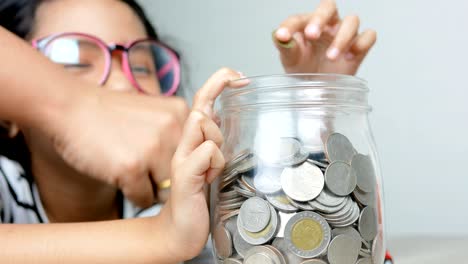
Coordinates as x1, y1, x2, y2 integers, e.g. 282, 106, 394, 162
0, 211, 180, 264
0, 26, 188, 208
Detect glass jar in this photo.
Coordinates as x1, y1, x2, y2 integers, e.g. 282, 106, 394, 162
210, 74, 385, 264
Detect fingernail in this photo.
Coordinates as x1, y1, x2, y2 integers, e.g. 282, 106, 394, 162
305, 24, 321, 38
275, 27, 291, 41
237, 71, 246, 78
327, 47, 340, 60
345, 52, 355, 60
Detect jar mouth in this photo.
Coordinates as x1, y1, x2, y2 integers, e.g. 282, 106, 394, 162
219, 74, 371, 114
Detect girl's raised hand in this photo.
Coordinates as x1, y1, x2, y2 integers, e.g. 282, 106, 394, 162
273, 0, 377, 75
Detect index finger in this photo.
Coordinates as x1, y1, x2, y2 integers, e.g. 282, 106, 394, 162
192, 68, 249, 118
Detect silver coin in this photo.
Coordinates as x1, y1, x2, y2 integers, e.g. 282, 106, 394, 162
254, 166, 283, 194
265, 245, 287, 264
213, 224, 233, 259
351, 154, 376, 193
327, 234, 360, 264
219, 200, 244, 211
224, 215, 238, 236
331, 227, 363, 248
244, 246, 283, 264
281, 162, 324, 202
238, 204, 279, 245
225, 149, 252, 171
258, 137, 304, 166
220, 196, 246, 206
325, 133, 356, 163
233, 230, 252, 258
309, 197, 348, 214
321, 198, 354, 220
307, 159, 329, 169
287, 196, 315, 211
356, 258, 372, 264
272, 237, 305, 264
315, 188, 346, 207
239, 197, 271, 233
236, 155, 259, 173
352, 186, 375, 206
234, 185, 256, 198
241, 174, 256, 192
308, 152, 326, 161
300, 260, 328, 264
325, 161, 357, 196
224, 258, 243, 264
284, 211, 331, 258
328, 202, 360, 228
359, 249, 372, 258
220, 209, 240, 222
359, 206, 378, 241
266, 191, 298, 213
219, 189, 238, 200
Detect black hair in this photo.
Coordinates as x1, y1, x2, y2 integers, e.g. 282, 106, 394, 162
0, 0, 160, 39
0, 0, 166, 171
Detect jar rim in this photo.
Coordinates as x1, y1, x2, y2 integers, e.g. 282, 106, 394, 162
228, 73, 368, 91
219, 74, 371, 114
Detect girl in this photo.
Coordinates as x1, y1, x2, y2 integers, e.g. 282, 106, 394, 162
0, 0, 377, 262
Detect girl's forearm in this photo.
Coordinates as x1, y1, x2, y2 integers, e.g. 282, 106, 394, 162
0, 26, 89, 131
0, 211, 180, 264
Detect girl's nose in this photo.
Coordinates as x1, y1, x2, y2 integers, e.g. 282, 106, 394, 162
103, 55, 137, 93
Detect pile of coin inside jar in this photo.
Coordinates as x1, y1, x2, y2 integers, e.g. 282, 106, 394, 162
212, 133, 380, 264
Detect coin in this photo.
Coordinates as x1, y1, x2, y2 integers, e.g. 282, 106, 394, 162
315, 188, 346, 207
238, 204, 279, 245
258, 137, 306, 166
213, 224, 233, 259
254, 166, 283, 194
233, 229, 252, 258
307, 159, 329, 169
234, 185, 256, 198
287, 196, 315, 211
327, 234, 361, 264
225, 149, 251, 170
309, 197, 348, 214
359, 206, 378, 241
355, 258, 372, 264
266, 191, 298, 213
224, 215, 238, 235
351, 154, 376, 193
219, 189, 238, 200
353, 186, 375, 206
224, 258, 243, 264
236, 155, 259, 173
325, 161, 357, 196
265, 245, 287, 264
284, 211, 331, 258
244, 246, 284, 264
325, 133, 356, 163
331, 227, 363, 248
241, 174, 256, 191
239, 197, 271, 233
219, 196, 246, 206
272, 237, 305, 264
281, 162, 324, 202
300, 260, 328, 264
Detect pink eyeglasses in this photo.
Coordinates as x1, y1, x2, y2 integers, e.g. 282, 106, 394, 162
32, 32, 180, 96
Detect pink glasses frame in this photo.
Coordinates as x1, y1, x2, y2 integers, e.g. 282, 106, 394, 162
32, 32, 181, 96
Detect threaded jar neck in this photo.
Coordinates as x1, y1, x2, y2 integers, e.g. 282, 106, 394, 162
218, 74, 370, 115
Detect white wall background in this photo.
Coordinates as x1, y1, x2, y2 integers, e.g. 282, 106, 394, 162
139, 0, 468, 237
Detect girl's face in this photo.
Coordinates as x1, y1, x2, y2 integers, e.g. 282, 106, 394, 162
32, 0, 162, 95
23, 0, 163, 168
